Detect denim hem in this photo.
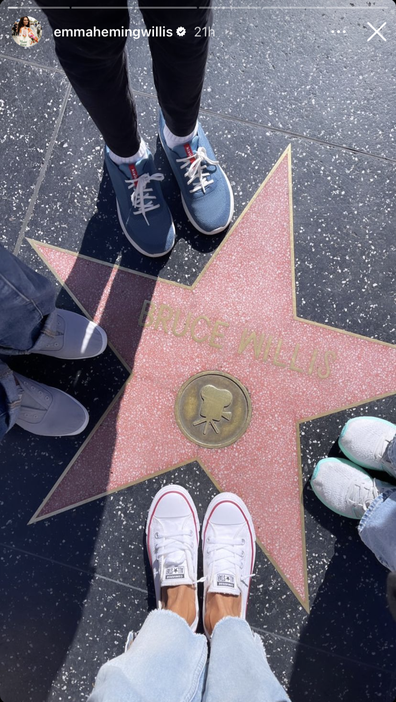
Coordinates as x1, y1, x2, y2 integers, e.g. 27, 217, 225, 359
145, 607, 199, 633
107, 608, 207, 702
143, 610, 208, 702
211, 615, 251, 638
0, 366, 15, 380
359, 488, 396, 570
386, 435, 396, 469
358, 489, 395, 534
0, 362, 22, 439
29, 309, 59, 351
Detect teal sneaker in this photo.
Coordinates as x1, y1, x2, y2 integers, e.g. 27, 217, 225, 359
158, 112, 234, 235
104, 146, 175, 258
311, 457, 393, 519
338, 417, 396, 477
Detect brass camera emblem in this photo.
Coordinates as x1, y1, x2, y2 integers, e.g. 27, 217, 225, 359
175, 371, 252, 449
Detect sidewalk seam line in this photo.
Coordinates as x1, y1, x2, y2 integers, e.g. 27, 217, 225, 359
13, 82, 72, 257
131, 87, 396, 165
252, 625, 394, 673
0, 541, 148, 594
1, 53, 64, 74
2, 61, 394, 165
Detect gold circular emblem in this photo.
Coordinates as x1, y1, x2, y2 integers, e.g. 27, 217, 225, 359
175, 371, 252, 449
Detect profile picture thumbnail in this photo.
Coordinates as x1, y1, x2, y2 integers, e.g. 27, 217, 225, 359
12, 16, 42, 48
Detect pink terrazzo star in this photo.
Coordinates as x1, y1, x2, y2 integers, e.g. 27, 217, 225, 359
29, 146, 396, 609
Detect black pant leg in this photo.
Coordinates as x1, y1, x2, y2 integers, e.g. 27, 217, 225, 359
138, 0, 213, 136
36, 0, 140, 156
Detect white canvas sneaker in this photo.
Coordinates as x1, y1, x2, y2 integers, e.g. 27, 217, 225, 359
311, 457, 393, 519
202, 492, 256, 639
146, 485, 200, 631
35, 309, 107, 360
338, 417, 396, 478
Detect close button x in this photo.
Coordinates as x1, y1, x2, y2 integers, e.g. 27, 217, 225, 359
367, 22, 387, 42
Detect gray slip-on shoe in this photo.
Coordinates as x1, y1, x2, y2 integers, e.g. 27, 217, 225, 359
14, 373, 89, 436
34, 309, 107, 360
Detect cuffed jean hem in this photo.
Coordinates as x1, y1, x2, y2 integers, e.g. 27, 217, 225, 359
359, 488, 396, 571
88, 610, 208, 702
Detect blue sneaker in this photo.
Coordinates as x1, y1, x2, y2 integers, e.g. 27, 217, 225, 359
104, 146, 175, 258
158, 112, 234, 235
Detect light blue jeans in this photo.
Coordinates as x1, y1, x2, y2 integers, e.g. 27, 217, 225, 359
358, 442, 396, 572
87, 611, 291, 702
359, 488, 396, 571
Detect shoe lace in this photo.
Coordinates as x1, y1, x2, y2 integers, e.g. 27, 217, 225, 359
204, 535, 255, 589
176, 146, 218, 194
347, 481, 378, 516
126, 172, 164, 225
155, 529, 195, 570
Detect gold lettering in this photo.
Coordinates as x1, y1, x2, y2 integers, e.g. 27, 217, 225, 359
237, 329, 265, 359
317, 350, 336, 379
138, 300, 155, 327
272, 339, 287, 367
289, 344, 305, 374
153, 303, 174, 333
262, 335, 273, 362
190, 315, 211, 343
209, 320, 229, 349
172, 308, 192, 338
308, 349, 318, 376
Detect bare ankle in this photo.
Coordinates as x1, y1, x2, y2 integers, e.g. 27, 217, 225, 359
162, 585, 196, 627
204, 592, 242, 636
